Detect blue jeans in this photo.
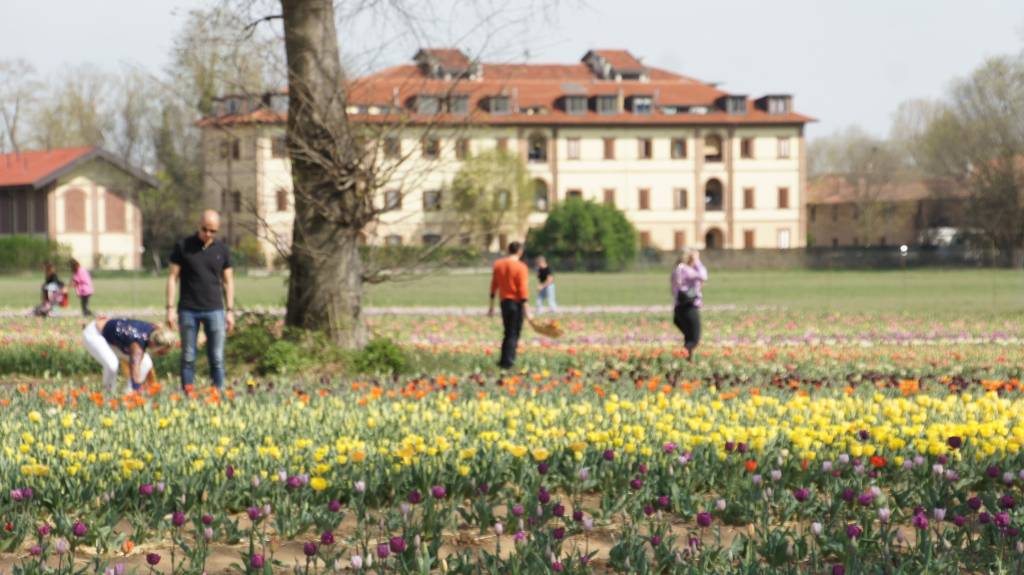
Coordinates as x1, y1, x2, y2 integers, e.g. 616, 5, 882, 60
537, 284, 557, 313
179, 308, 226, 389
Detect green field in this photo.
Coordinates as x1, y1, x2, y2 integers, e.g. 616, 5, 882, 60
1, 268, 1021, 314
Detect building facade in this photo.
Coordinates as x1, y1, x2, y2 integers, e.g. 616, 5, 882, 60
198, 49, 813, 265
0, 147, 154, 269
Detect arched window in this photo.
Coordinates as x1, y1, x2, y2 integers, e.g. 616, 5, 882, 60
533, 179, 549, 212
704, 228, 724, 250
276, 188, 290, 212
65, 188, 86, 232
704, 135, 723, 162
105, 190, 125, 232
528, 133, 548, 163
704, 179, 723, 211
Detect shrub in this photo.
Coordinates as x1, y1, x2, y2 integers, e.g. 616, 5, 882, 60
351, 338, 410, 376
0, 236, 72, 273
257, 340, 311, 375
527, 198, 637, 271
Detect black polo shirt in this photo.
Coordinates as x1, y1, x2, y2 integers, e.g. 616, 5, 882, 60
169, 234, 232, 311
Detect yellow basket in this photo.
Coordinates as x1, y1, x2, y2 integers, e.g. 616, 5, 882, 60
529, 318, 563, 339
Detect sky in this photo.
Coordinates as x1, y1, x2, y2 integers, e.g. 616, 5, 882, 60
2, 0, 1022, 140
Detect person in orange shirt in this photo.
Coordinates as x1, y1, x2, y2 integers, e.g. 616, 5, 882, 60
488, 241, 532, 369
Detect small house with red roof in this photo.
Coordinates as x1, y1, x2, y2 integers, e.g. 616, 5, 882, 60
0, 147, 155, 269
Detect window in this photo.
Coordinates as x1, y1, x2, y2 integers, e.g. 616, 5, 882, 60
638, 138, 653, 159
566, 189, 583, 201
232, 139, 241, 160
385, 235, 403, 247
528, 134, 548, 162
674, 188, 688, 210
64, 188, 86, 232
639, 231, 652, 248
272, 137, 287, 159
632, 96, 653, 115
674, 231, 686, 251
449, 95, 469, 115
567, 138, 581, 160
423, 191, 442, 211
566, 96, 588, 115
725, 96, 746, 114
218, 140, 231, 160
232, 191, 242, 213
778, 187, 789, 209
810, 205, 816, 222
704, 135, 723, 162
596, 95, 617, 115
777, 137, 791, 159
416, 95, 440, 115
422, 234, 441, 246
455, 138, 469, 160
33, 191, 46, 233
603, 138, 615, 160
422, 137, 440, 159
603, 188, 616, 207
778, 227, 794, 247
638, 188, 650, 210
498, 234, 509, 251
384, 189, 402, 211
768, 97, 790, 115
105, 191, 125, 232
705, 179, 723, 211
743, 230, 755, 249
740, 138, 754, 159
533, 180, 549, 211
384, 137, 401, 159
495, 189, 510, 210
743, 188, 755, 209
489, 96, 510, 115
496, 138, 508, 153
276, 188, 289, 212
671, 138, 687, 159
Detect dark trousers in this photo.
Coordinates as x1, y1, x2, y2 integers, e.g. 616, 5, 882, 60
80, 295, 92, 316
499, 299, 525, 368
673, 304, 701, 361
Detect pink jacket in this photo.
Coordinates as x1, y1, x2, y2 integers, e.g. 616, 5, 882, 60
71, 267, 93, 297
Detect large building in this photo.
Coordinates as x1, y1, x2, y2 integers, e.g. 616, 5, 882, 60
0, 147, 153, 269
198, 48, 813, 265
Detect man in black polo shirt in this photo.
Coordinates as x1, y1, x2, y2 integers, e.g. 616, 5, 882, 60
165, 209, 235, 389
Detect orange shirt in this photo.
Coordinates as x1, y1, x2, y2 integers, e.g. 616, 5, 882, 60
490, 257, 529, 301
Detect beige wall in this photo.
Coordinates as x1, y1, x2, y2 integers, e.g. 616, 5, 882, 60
51, 161, 144, 270
203, 122, 806, 267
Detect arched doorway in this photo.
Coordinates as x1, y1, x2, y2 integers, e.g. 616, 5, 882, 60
704, 179, 723, 211
704, 228, 724, 250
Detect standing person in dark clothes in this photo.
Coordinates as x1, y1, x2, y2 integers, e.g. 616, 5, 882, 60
535, 255, 557, 314
165, 209, 235, 390
671, 248, 708, 361
488, 241, 532, 369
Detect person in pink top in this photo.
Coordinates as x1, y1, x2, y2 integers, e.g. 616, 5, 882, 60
670, 248, 708, 361
69, 259, 94, 317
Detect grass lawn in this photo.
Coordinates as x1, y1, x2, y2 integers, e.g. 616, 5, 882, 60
0, 268, 1021, 314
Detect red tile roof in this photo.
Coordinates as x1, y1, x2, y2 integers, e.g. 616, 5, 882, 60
417, 48, 471, 70
0, 147, 95, 188
589, 49, 645, 71
199, 51, 814, 127
0, 147, 158, 189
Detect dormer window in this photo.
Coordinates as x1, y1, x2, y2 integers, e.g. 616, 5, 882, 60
596, 96, 617, 115
724, 96, 747, 115
416, 95, 441, 115
565, 96, 588, 115
489, 96, 510, 115
768, 96, 790, 115
449, 95, 469, 115
632, 96, 653, 115
224, 98, 243, 116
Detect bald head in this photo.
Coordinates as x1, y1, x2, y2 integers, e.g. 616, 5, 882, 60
198, 209, 221, 245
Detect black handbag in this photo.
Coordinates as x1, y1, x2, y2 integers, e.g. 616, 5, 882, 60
677, 286, 698, 307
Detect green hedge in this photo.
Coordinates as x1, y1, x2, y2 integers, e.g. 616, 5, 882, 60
0, 236, 72, 273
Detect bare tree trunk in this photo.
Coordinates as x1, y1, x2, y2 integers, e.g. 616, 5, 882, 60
280, 0, 368, 348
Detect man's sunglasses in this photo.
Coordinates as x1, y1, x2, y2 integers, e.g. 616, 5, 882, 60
201, 226, 219, 234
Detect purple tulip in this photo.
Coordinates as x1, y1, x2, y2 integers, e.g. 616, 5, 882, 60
650, 535, 662, 546
408, 490, 422, 504
878, 507, 892, 523
912, 513, 929, 530
537, 488, 550, 504
72, 520, 88, 537
431, 485, 446, 499
37, 523, 50, 537
514, 530, 527, 542
250, 553, 264, 569
638, 464, 649, 474
146, 553, 161, 566
303, 542, 318, 557
551, 561, 564, 572
832, 565, 846, 575
792, 488, 810, 503
725, 441, 736, 452
995, 512, 1011, 528
171, 511, 186, 527
858, 493, 874, 507
226, 465, 235, 479
697, 512, 712, 527
537, 462, 549, 475
602, 449, 615, 462
247, 506, 261, 521
968, 496, 982, 511
947, 436, 963, 449
552, 527, 565, 540
643, 505, 655, 516
630, 478, 643, 490
376, 543, 389, 559
320, 531, 335, 545
328, 500, 342, 512
573, 509, 584, 522
202, 514, 214, 525
512, 504, 525, 517
658, 495, 671, 509
663, 442, 677, 454
389, 536, 407, 553
138, 484, 154, 497
845, 524, 862, 539
858, 430, 870, 441
552, 503, 565, 517
1000, 494, 1016, 509
841, 488, 856, 503
988, 465, 1002, 479
953, 515, 966, 527
980, 512, 992, 524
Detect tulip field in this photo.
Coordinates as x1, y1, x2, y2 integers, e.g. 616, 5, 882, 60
1, 301, 1024, 573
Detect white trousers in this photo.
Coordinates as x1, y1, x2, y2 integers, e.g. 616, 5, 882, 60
82, 322, 152, 393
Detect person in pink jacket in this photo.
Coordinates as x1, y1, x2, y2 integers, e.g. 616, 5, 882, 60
69, 259, 94, 317
670, 248, 708, 361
